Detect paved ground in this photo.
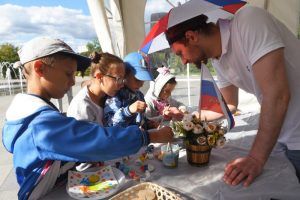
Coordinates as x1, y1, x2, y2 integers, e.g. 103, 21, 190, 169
0, 76, 259, 199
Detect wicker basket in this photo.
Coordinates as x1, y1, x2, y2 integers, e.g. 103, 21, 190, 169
110, 182, 182, 200
186, 144, 211, 166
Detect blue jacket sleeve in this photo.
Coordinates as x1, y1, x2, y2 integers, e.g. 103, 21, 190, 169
104, 96, 133, 127
31, 110, 149, 162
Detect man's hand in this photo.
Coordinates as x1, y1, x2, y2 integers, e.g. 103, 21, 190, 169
148, 126, 174, 143
223, 156, 264, 187
129, 100, 147, 114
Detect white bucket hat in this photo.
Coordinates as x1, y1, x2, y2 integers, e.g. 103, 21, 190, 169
153, 67, 175, 97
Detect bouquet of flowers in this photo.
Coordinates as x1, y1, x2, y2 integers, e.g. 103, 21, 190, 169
171, 111, 227, 148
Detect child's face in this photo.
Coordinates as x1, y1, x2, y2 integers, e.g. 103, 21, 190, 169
159, 83, 176, 101
100, 63, 125, 97
125, 72, 144, 92
41, 57, 77, 99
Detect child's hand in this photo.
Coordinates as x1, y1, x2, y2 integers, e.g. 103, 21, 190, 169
178, 105, 188, 114
162, 106, 172, 120
129, 100, 147, 114
148, 126, 174, 143
169, 107, 184, 121
162, 106, 170, 116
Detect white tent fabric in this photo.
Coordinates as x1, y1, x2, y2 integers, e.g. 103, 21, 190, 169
248, 0, 300, 36
107, 0, 125, 57
87, 0, 146, 58
87, 0, 116, 55
88, 0, 298, 58
87, 0, 298, 108
119, 0, 147, 56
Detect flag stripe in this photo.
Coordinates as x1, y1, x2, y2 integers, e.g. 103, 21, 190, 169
205, 0, 245, 7
140, 13, 169, 48
200, 65, 235, 130
201, 80, 218, 97
222, 2, 247, 14
201, 95, 223, 113
140, 41, 152, 54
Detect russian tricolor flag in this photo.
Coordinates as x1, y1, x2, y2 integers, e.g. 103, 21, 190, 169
199, 65, 235, 130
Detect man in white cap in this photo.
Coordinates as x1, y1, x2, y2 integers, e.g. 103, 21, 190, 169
2, 37, 173, 199
165, 5, 300, 187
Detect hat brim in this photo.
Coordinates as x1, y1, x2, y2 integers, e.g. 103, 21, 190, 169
135, 70, 153, 81
62, 52, 91, 72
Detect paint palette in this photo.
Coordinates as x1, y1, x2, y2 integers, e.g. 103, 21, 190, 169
67, 166, 125, 200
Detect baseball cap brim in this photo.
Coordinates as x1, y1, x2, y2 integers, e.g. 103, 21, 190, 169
134, 69, 153, 81
61, 51, 91, 72
124, 52, 153, 81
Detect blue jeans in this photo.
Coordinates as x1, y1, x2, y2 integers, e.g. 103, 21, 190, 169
286, 150, 300, 183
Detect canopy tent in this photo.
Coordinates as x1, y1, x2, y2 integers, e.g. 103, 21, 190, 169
86, 0, 299, 107
87, 0, 299, 56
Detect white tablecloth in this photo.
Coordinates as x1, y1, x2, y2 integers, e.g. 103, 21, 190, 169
44, 112, 300, 200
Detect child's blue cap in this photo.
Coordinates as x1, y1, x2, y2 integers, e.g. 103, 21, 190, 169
124, 52, 153, 81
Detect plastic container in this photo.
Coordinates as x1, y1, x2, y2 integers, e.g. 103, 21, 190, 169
161, 144, 180, 168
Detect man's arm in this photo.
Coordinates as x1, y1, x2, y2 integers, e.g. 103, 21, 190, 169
220, 84, 239, 113
223, 48, 290, 186
201, 84, 238, 121
250, 48, 290, 165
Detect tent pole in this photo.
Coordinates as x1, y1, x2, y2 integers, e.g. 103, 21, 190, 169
87, 0, 115, 54
187, 63, 191, 106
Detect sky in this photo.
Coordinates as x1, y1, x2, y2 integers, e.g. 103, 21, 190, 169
0, 0, 95, 52
0, 0, 185, 52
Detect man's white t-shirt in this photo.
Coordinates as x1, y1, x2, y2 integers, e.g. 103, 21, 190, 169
212, 6, 300, 150
67, 86, 103, 126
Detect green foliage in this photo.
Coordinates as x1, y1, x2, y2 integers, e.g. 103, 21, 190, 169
0, 43, 19, 63
80, 38, 102, 57
169, 53, 187, 74
149, 51, 218, 77
79, 38, 101, 76
206, 59, 216, 75
75, 66, 91, 77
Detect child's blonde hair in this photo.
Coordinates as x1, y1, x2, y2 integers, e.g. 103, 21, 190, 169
89, 52, 123, 77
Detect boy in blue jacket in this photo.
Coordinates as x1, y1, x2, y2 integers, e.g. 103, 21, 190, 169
1, 37, 173, 200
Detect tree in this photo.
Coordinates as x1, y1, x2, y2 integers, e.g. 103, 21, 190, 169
80, 38, 102, 57
86, 38, 102, 52
77, 38, 102, 76
0, 43, 19, 63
